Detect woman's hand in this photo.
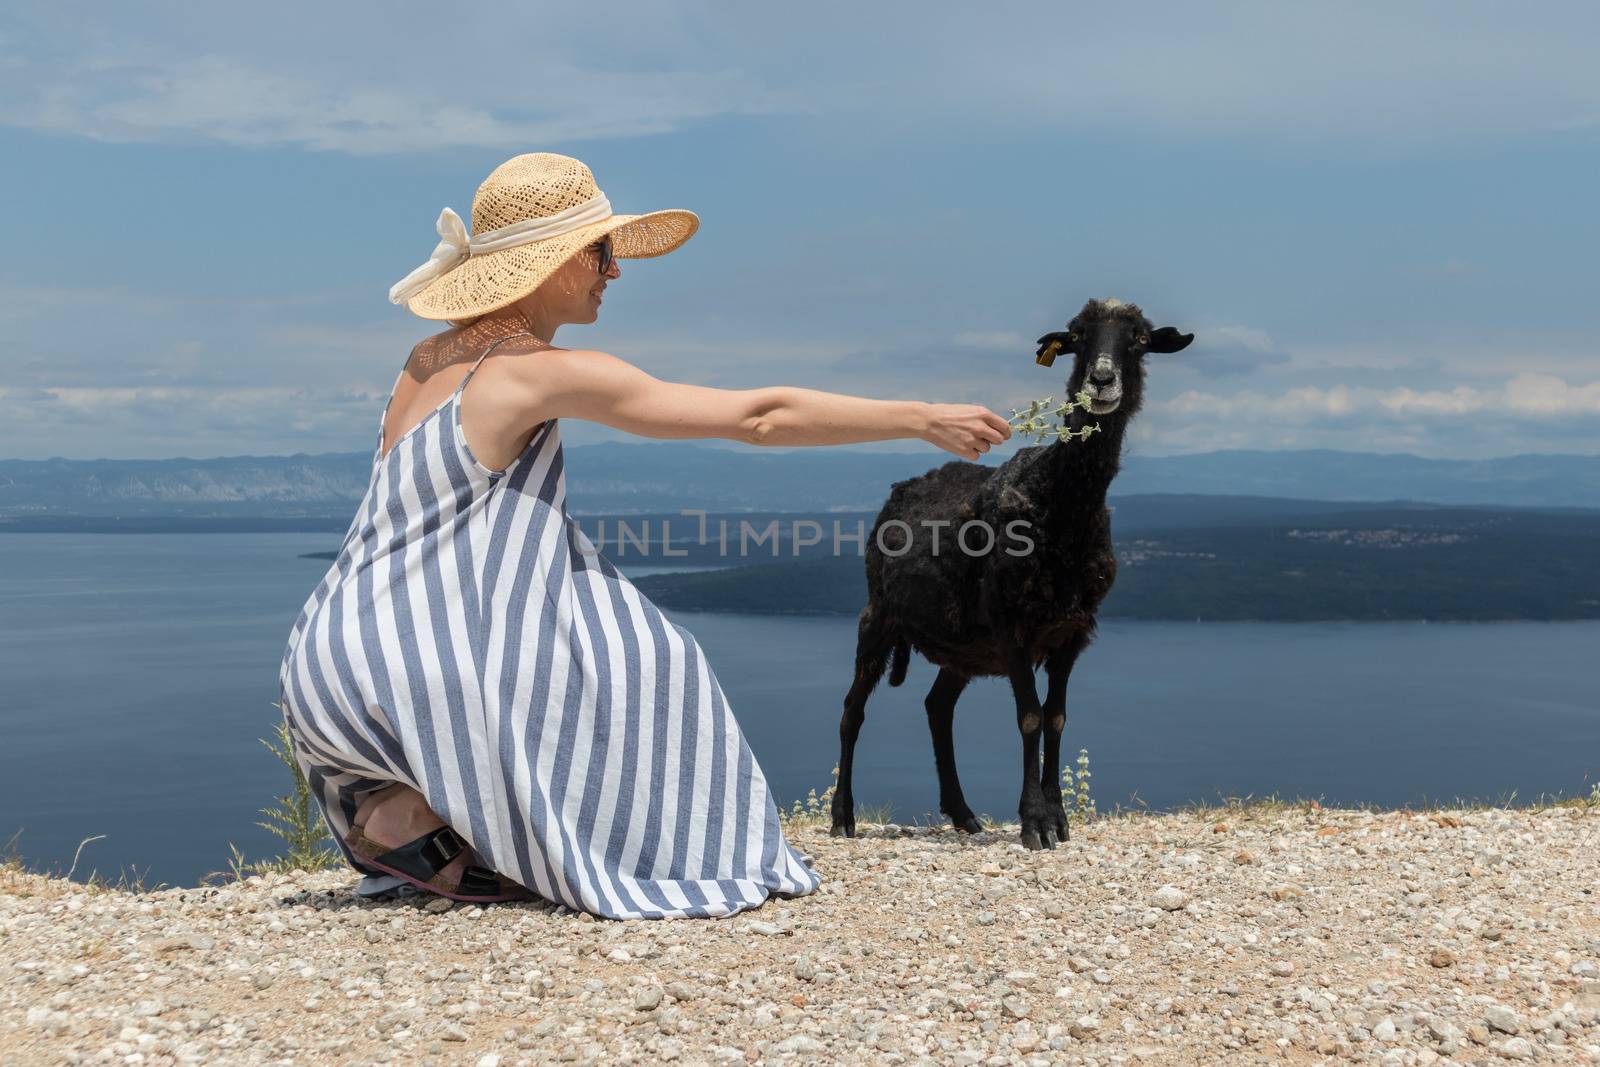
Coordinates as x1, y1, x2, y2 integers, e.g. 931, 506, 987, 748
920, 403, 1012, 460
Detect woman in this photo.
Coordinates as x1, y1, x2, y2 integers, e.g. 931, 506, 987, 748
278, 153, 1011, 919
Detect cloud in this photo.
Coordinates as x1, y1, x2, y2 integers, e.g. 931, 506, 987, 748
1203, 325, 1276, 353
0, 383, 390, 458
1175, 324, 1293, 378
0, 282, 185, 323
5, 2, 1599, 155
942, 321, 1295, 381
1503, 373, 1600, 416
0, 280, 423, 390
855, 3, 1600, 153
949, 330, 1031, 352
1129, 374, 1600, 458
0, 384, 382, 411
1156, 374, 1600, 422
2, 36, 805, 154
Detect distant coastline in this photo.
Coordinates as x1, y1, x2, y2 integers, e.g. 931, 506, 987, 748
296, 497, 1600, 623
18, 494, 1585, 624
0, 516, 350, 534
6, 445, 1600, 517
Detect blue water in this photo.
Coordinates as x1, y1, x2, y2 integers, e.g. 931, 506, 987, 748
2, 533, 1595, 887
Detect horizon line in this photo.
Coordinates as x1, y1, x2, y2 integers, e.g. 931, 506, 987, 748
3, 444, 1599, 465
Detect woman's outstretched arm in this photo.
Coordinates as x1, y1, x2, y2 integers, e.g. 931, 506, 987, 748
511, 348, 1012, 460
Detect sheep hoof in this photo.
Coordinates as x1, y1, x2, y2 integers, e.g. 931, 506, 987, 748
1020, 812, 1060, 850
829, 819, 856, 838
943, 806, 982, 834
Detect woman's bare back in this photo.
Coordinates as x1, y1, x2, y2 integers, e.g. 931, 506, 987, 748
381, 320, 558, 469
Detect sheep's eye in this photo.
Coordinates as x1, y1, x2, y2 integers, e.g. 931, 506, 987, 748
1137, 334, 1150, 346
1067, 333, 1078, 343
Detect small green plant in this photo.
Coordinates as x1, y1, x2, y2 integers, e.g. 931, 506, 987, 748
782, 764, 838, 830
1, 829, 165, 895
2, 829, 24, 875
212, 712, 341, 882
84, 865, 157, 894
780, 765, 891, 830
1007, 391, 1102, 445
1070, 747, 1097, 821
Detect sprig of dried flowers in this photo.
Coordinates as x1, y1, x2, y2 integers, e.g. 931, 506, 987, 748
1006, 390, 1102, 445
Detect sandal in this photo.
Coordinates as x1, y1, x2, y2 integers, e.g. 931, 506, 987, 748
344, 823, 534, 904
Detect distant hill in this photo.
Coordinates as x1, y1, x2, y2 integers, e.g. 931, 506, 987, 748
0, 453, 373, 520
628, 505, 1600, 623
2, 444, 1598, 524
1115, 448, 1600, 509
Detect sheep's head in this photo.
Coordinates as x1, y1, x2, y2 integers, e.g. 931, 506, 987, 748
1035, 298, 1194, 418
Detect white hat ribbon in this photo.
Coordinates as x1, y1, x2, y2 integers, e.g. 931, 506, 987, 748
388, 192, 614, 305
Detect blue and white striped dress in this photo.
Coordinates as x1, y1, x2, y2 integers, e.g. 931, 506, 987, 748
278, 333, 821, 919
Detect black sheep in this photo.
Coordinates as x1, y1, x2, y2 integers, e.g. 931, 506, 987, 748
830, 298, 1194, 850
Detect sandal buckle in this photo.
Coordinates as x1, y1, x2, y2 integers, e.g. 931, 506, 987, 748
422, 826, 466, 867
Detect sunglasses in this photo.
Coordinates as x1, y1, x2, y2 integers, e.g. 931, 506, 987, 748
589, 234, 614, 275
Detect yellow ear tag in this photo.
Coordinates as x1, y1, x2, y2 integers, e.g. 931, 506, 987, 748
1036, 339, 1062, 367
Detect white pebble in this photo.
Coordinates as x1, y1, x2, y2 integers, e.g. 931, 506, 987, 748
1150, 885, 1188, 911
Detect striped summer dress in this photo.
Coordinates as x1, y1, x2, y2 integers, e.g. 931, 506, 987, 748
278, 332, 821, 919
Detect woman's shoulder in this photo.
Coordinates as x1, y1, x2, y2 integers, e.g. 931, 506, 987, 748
485, 343, 621, 387
414, 326, 560, 359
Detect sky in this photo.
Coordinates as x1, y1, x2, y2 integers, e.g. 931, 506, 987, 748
2, 1, 1598, 461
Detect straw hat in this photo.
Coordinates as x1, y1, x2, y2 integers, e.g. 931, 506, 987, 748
388, 153, 699, 321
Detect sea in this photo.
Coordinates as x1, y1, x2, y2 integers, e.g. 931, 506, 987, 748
2, 533, 1596, 887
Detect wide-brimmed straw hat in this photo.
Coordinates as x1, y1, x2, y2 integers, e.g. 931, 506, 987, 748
388, 152, 699, 320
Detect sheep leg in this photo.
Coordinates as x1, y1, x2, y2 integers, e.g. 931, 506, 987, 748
1040, 640, 1086, 843
1006, 649, 1057, 851
923, 668, 980, 833
830, 607, 894, 838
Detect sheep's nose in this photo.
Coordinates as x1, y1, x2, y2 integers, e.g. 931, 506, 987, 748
1088, 366, 1116, 386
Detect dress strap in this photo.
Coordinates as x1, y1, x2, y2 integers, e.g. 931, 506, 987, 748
454, 330, 541, 399
374, 331, 541, 463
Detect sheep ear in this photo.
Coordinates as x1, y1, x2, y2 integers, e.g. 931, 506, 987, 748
1035, 331, 1072, 367
1147, 327, 1194, 353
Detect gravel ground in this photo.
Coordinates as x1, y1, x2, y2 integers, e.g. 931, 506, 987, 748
3, 806, 1599, 1066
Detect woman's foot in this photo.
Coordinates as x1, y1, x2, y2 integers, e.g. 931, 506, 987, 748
353, 784, 474, 889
